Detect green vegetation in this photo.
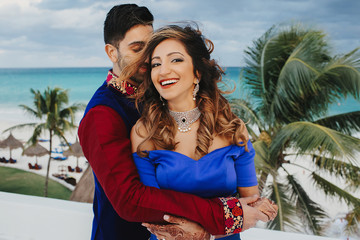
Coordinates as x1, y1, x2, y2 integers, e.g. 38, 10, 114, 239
5, 87, 84, 197
231, 23, 360, 235
0, 166, 71, 200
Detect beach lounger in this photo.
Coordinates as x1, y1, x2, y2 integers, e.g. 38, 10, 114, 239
34, 164, 42, 170
28, 163, 35, 169
68, 166, 75, 172
64, 177, 76, 186
52, 156, 68, 161
9, 158, 17, 164
75, 166, 83, 173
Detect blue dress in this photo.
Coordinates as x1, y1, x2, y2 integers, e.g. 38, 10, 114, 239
133, 140, 258, 240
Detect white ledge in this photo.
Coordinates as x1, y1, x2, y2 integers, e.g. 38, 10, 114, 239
0, 191, 340, 240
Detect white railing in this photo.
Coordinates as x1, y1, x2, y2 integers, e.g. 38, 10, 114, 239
0, 191, 340, 240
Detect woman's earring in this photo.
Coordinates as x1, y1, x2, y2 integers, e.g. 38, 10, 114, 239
193, 79, 199, 101
160, 95, 165, 106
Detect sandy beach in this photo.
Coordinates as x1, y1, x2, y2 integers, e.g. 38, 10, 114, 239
0, 117, 87, 191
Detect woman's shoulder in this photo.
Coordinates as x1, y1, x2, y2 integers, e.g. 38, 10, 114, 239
131, 120, 146, 137
130, 120, 155, 152
208, 135, 232, 153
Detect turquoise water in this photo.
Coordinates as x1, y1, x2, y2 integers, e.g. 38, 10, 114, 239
0, 67, 358, 119
0, 67, 107, 107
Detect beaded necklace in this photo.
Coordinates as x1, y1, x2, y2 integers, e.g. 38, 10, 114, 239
107, 70, 138, 96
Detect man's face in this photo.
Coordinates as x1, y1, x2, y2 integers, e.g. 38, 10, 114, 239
116, 24, 153, 83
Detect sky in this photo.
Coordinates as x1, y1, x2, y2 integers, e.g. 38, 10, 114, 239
0, 0, 359, 68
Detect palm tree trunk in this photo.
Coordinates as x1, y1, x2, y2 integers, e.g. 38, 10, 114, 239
44, 130, 53, 197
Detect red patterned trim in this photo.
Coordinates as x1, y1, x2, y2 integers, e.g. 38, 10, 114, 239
219, 197, 243, 234
106, 70, 138, 96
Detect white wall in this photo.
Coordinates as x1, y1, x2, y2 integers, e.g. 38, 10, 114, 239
0, 191, 340, 240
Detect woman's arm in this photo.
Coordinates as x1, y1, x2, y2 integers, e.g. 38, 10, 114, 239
235, 141, 278, 220
237, 185, 260, 198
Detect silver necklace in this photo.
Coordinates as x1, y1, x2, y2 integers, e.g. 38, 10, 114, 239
169, 107, 201, 133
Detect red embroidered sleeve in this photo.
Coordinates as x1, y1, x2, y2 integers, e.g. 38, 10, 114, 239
219, 197, 244, 234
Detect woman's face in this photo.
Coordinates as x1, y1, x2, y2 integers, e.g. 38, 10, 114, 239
150, 39, 198, 107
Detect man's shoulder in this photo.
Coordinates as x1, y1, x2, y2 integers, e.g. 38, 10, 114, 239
84, 81, 127, 114
80, 105, 123, 126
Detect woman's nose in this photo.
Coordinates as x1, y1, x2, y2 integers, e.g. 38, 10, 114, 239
159, 62, 171, 75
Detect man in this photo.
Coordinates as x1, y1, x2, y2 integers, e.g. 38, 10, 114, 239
78, 4, 276, 240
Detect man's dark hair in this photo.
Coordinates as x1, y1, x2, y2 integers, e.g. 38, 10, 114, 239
104, 4, 153, 46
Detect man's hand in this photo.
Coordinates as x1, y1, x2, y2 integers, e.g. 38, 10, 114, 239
240, 195, 278, 231
142, 215, 212, 240
248, 197, 278, 220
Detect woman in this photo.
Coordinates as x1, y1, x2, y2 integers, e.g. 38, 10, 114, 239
120, 25, 277, 240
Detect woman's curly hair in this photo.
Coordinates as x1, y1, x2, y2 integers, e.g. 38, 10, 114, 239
118, 24, 249, 158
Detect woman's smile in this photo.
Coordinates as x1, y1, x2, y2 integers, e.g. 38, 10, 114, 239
159, 78, 179, 88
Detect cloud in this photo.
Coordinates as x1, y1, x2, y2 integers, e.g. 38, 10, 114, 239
33, 0, 113, 10
0, 0, 359, 67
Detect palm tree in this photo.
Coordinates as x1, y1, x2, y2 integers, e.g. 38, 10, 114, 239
231, 24, 360, 235
5, 87, 84, 197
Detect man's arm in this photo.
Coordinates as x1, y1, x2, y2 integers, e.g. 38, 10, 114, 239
79, 105, 228, 235
144, 196, 272, 240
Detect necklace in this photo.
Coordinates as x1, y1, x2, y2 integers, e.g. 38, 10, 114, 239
169, 107, 201, 133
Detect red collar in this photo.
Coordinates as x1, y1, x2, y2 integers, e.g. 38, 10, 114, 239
107, 70, 138, 96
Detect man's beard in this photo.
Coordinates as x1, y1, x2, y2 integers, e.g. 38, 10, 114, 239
117, 52, 144, 84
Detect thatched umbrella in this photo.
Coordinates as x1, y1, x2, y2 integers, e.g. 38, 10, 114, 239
70, 165, 94, 203
63, 139, 84, 167
0, 133, 23, 159
23, 142, 49, 164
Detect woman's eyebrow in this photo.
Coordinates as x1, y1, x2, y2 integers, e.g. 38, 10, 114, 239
151, 52, 184, 61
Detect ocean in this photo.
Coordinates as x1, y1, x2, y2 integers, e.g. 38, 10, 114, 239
0, 67, 358, 123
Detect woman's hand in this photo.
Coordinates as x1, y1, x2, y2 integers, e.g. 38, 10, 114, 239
248, 197, 278, 220
142, 215, 212, 240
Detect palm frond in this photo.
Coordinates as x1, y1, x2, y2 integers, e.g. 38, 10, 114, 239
59, 103, 84, 122
53, 127, 71, 148
269, 30, 331, 123
253, 140, 275, 174
270, 122, 360, 164
243, 26, 277, 103
3, 123, 38, 133
266, 178, 298, 231
311, 172, 360, 207
312, 154, 360, 187
316, 47, 360, 102
18, 104, 40, 118
28, 123, 46, 145
253, 140, 278, 193
314, 111, 360, 136
230, 98, 264, 131
344, 205, 360, 236
286, 173, 328, 234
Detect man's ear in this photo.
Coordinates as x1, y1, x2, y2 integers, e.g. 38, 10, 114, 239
105, 44, 118, 63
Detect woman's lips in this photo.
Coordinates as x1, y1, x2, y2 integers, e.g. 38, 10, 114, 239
159, 78, 179, 88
